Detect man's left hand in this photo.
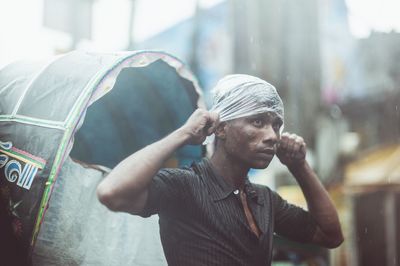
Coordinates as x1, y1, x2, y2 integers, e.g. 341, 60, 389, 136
276, 132, 306, 167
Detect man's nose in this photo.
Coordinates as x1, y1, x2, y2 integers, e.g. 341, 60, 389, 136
261, 124, 278, 144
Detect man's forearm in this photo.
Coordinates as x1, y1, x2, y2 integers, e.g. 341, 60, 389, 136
288, 162, 343, 245
96, 109, 218, 213
96, 127, 190, 212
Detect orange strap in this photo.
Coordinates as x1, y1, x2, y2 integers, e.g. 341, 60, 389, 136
239, 190, 261, 238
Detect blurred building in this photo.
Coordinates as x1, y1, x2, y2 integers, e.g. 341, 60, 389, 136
231, 0, 321, 144
43, 0, 94, 47
133, 1, 232, 106
319, 0, 359, 104
356, 31, 400, 96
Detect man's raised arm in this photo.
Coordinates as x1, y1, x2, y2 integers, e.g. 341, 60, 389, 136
96, 109, 219, 214
277, 132, 344, 249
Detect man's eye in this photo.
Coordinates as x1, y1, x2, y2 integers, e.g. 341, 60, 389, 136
253, 119, 263, 127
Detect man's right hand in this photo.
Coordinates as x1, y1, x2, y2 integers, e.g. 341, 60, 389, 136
180, 109, 219, 145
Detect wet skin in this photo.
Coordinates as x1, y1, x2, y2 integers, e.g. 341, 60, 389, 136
222, 112, 283, 169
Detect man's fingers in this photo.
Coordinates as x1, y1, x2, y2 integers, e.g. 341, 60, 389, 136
206, 125, 216, 135
279, 133, 289, 150
300, 143, 306, 154
183, 109, 221, 145
293, 135, 306, 159
285, 135, 296, 157
296, 135, 304, 143
290, 140, 300, 157
206, 112, 219, 135
277, 132, 307, 164
210, 112, 220, 126
278, 132, 306, 155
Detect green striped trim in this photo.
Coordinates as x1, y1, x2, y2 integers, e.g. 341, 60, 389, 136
30, 126, 72, 246
0, 115, 65, 130
63, 52, 139, 126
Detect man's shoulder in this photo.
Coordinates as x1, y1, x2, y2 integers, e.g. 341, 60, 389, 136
157, 164, 201, 183
249, 182, 278, 200
249, 182, 272, 192
159, 166, 194, 176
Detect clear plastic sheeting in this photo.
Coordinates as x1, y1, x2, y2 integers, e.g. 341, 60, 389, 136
32, 158, 167, 266
210, 74, 284, 121
205, 74, 284, 144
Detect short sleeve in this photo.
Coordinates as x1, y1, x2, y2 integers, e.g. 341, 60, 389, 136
138, 168, 190, 218
271, 190, 317, 243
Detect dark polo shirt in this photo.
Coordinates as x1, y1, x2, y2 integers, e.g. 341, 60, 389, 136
139, 158, 317, 266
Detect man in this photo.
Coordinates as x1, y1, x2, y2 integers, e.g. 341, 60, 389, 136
97, 74, 343, 265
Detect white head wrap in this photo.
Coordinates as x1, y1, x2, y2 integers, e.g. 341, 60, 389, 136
204, 74, 284, 144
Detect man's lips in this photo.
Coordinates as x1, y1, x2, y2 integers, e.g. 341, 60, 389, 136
258, 148, 276, 155
255, 149, 276, 160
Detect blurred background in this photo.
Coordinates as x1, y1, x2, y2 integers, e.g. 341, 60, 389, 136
1, 0, 400, 265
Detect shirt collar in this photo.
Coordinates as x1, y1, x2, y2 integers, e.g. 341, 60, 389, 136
194, 158, 264, 205
244, 179, 263, 205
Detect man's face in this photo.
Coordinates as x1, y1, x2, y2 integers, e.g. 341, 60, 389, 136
222, 112, 283, 169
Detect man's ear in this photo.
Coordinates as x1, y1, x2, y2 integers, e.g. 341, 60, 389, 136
214, 122, 227, 140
